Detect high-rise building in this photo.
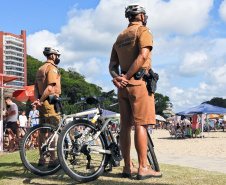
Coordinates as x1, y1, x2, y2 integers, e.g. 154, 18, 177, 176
0, 30, 27, 87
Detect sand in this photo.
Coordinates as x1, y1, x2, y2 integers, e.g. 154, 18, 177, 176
131, 129, 226, 159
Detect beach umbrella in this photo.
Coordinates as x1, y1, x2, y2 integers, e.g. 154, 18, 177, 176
183, 118, 190, 124
155, 115, 166, 121
12, 85, 35, 102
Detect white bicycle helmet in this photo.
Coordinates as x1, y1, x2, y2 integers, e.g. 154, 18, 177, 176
43, 47, 61, 56
125, 3, 146, 18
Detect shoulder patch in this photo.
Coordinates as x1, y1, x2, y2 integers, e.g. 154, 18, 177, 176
149, 29, 153, 34
53, 69, 58, 74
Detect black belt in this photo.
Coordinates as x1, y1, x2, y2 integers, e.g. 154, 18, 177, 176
121, 68, 146, 80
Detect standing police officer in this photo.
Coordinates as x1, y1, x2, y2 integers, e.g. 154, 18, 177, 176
33, 47, 61, 168
109, 4, 162, 180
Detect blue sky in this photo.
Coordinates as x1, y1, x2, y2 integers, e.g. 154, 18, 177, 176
1, 0, 226, 113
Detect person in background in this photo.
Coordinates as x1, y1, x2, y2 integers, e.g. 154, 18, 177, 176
5, 97, 18, 152
28, 105, 39, 127
17, 110, 28, 137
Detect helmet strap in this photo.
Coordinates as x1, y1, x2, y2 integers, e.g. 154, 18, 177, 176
132, 18, 146, 26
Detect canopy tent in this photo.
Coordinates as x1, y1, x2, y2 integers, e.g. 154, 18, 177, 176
12, 85, 35, 102
176, 103, 226, 138
0, 74, 21, 152
0, 74, 20, 85
176, 103, 226, 116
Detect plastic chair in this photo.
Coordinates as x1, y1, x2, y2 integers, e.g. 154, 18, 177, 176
175, 129, 183, 139
195, 128, 201, 138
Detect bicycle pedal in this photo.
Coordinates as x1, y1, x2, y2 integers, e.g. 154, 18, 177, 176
69, 159, 77, 165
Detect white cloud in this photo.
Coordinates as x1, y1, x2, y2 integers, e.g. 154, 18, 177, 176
210, 38, 226, 57
27, 30, 59, 62
147, 0, 213, 35
26, 0, 226, 113
204, 63, 226, 85
219, 0, 226, 23
78, 57, 102, 82
179, 51, 212, 77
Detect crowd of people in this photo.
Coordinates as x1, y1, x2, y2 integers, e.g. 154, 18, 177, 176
168, 115, 226, 139
3, 97, 39, 152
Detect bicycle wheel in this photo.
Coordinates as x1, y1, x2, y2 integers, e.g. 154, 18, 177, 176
147, 131, 160, 172
57, 120, 107, 182
20, 124, 65, 176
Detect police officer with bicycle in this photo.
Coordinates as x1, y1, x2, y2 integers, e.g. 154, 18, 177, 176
33, 47, 61, 168
109, 4, 162, 180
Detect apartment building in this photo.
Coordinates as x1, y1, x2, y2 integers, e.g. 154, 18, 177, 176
0, 30, 27, 87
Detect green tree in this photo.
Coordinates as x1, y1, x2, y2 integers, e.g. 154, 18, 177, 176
26, 55, 115, 114
27, 55, 43, 86
203, 97, 226, 108
154, 93, 171, 116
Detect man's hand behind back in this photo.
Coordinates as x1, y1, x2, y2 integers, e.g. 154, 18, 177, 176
112, 74, 128, 88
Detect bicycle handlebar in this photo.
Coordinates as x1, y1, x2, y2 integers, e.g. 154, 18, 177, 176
74, 90, 115, 106
48, 95, 70, 104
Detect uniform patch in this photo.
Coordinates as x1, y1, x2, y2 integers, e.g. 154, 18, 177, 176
53, 69, 57, 73
149, 29, 152, 34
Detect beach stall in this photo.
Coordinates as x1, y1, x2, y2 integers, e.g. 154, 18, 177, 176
176, 103, 226, 138
0, 74, 21, 152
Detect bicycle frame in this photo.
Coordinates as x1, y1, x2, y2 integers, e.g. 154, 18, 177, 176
40, 95, 120, 156
83, 113, 120, 155
42, 108, 99, 151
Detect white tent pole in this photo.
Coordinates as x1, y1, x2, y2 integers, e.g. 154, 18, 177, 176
201, 114, 205, 139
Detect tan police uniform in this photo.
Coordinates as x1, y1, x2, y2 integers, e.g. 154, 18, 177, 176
110, 21, 156, 127
35, 59, 61, 126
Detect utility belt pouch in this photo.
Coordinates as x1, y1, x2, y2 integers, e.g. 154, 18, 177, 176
54, 103, 61, 113
134, 68, 146, 80
47, 95, 61, 112
145, 69, 159, 94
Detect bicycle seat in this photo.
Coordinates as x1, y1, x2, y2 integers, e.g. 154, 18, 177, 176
86, 95, 99, 105
48, 95, 70, 104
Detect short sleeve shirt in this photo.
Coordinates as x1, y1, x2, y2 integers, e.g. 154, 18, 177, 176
19, 115, 27, 127
46, 64, 59, 85
35, 60, 61, 95
138, 26, 153, 49
7, 103, 18, 122
29, 110, 39, 125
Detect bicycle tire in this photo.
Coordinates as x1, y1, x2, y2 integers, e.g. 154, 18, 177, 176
20, 124, 64, 176
57, 120, 107, 182
147, 131, 160, 172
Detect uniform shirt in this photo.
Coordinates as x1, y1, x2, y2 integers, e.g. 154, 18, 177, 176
7, 103, 18, 122
110, 21, 153, 80
35, 59, 61, 97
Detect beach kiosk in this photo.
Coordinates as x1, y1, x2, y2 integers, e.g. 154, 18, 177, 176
0, 74, 20, 152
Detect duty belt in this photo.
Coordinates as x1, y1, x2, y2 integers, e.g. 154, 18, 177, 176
121, 68, 146, 80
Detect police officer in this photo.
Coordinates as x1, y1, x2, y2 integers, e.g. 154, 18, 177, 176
109, 4, 162, 180
33, 47, 61, 168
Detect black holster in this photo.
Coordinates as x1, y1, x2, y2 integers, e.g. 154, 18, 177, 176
47, 95, 61, 113
134, 68, 146, 80
144, 69, 159, 94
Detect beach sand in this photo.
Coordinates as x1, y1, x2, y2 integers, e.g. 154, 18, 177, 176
131, 129, 226, 159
